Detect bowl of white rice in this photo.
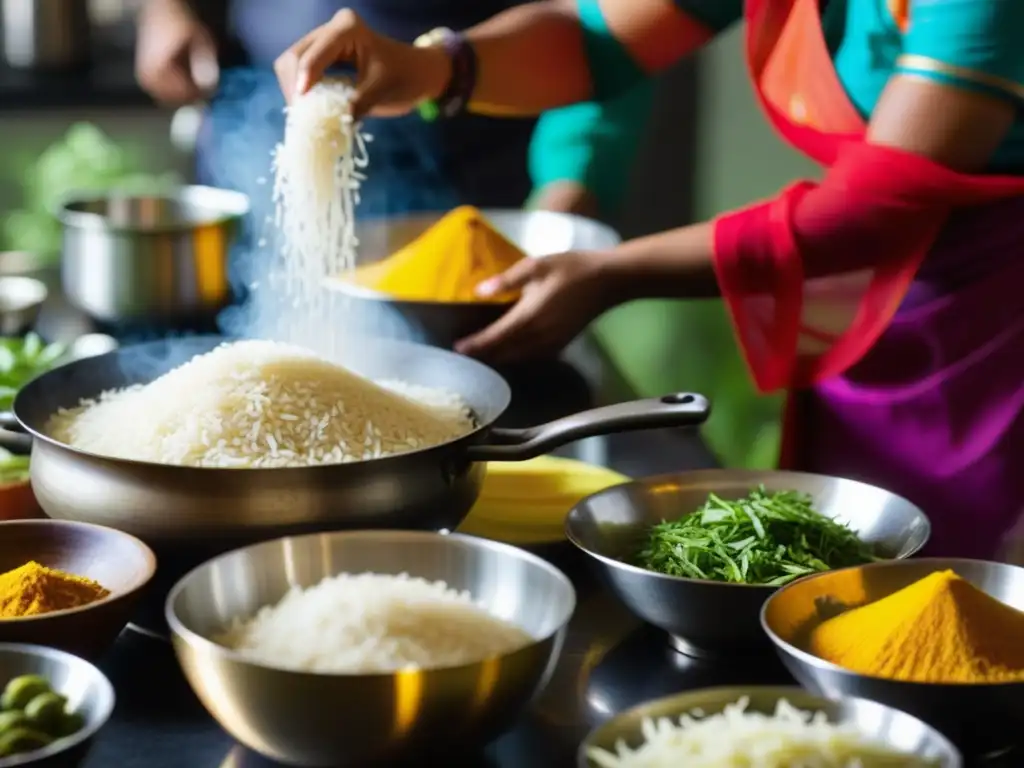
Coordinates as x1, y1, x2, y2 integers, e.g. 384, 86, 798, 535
579, 686, 960, 768
166, 530, 575, 766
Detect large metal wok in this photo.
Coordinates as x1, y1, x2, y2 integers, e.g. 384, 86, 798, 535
0, 337, 710, 549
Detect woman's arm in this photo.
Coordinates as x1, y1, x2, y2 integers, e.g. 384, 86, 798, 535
597, 69, 1015, 301
601, 0, 1024, 300
275, 0, 735, 116
466, 0, 736, 115
527, 79, 657, 219
522, 0, 740, 207
459, 1, 1024, 365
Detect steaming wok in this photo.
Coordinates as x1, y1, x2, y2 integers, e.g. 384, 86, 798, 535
0, 337, 710, 548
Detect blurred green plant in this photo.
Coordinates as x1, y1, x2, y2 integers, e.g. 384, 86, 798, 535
595, 299, 784, 470
1, 123, 181, 259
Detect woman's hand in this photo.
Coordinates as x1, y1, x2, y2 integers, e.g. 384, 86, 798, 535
273, 10, 451, 117
455, 252, 616, 364
135, 0, 219, 105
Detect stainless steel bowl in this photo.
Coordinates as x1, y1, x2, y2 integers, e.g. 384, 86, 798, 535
762, 558, 1024, 757
326, 210, 621, 349
0, 643, 115, 768
57, 186, 249, 326
166, 530, 576, 767
578, 686, 961, 767
566, 469, 930, 657
0, 276, 47, 336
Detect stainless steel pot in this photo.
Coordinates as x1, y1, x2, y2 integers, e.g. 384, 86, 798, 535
0, 336, 710, 550
57, 186, 250, 326
1, 0, 91, 71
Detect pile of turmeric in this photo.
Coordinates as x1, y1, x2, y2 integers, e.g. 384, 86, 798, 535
0, 561, 109, 619
346, 206, 527, 302
810, 569, 1024, 684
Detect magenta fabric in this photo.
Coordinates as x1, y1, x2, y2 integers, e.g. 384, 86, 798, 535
802, 197, 1024, 559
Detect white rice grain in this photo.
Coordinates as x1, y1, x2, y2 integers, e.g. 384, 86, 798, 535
46, 340, 474, 468
587, 697, 933, 768
218, 572, 532, 673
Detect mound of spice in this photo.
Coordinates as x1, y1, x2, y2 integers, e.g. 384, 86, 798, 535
810, 569, 1024, 683
345, 205, 527, 303
0, 561, 109, 619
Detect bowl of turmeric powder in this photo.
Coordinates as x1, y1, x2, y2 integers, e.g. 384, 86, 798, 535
326, 207, 621, 350
762, 558, 1024, 758
0, 520, 157, 659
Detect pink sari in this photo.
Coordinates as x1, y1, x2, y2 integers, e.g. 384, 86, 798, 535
712, 0, 1024, 557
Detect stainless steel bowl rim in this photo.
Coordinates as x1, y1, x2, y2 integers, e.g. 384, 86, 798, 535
760, 556, 1024, 687
0, 519, 157, 623
165, 529, 578, 676
56, 185, 251, 234
9, 338, 512, 471
577, 684, 962, 764
565, 469, 930, 590
0, 276, 48, 309
326, 278, 518, 307
324, 208, 620, 306
14, 408, 494, 473
0, 642, 115, 767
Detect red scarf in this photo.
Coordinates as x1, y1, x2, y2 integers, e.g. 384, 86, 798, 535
713, 0, 1024, 465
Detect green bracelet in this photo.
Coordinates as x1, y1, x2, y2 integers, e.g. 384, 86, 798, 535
417, 99, 440, 123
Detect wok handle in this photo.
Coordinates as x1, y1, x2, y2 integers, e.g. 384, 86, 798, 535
0, 412, 32, 455
466, 392, 710, 462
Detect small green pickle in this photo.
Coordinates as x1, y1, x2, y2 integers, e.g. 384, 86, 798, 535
0, 710, 27, 732
0, 726, 53, 757
1, 675, 51, 712
55, 711, 85, 738
0, 673, 86, 758
24, 692, 68, 732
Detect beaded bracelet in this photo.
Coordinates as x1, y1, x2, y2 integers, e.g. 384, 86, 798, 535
413, 27, 478, 122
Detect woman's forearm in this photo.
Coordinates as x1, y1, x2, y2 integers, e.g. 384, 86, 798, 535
465, 1, 593, 116
601, 222, 721, 303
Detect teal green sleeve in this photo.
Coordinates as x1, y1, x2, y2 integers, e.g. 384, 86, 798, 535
527, 79, 655, 217
896, 0, 1024, 103
532, 0, 743, 217
577, 0, 741, 102
577, 0, 646, 101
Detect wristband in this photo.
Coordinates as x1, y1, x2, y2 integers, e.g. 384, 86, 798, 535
413, 27, 478, 121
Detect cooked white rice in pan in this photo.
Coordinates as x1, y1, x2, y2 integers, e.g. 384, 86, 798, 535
45, 340, 475, 468
218, 572, 532, 673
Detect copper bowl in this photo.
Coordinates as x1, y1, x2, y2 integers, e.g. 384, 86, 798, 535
0, 520, 156, 658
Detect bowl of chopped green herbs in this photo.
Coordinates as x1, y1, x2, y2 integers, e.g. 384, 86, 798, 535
565, 469, 930, 656
0, 333, 66, 520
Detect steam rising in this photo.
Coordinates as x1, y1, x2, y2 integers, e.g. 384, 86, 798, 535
202, 68, 440, 366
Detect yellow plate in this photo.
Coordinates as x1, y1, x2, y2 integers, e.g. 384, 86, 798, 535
456, 456, 629, 544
